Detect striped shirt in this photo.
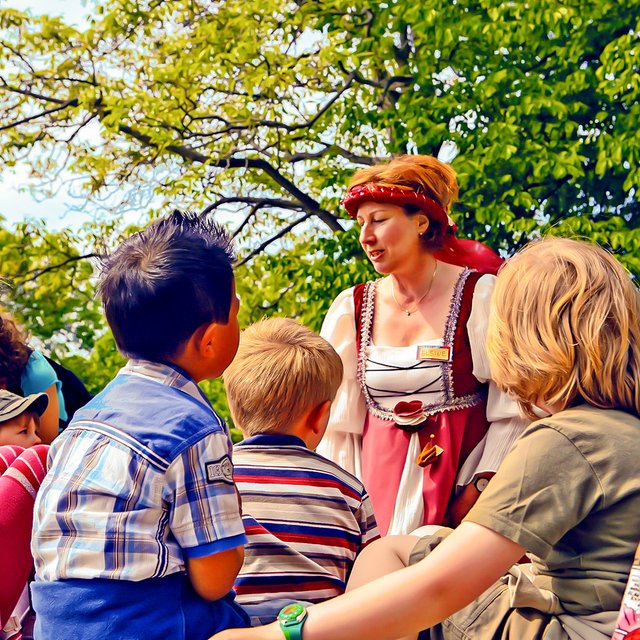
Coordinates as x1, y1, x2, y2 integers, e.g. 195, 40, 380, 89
32, 360, 246, 582
233, 434, 379, 613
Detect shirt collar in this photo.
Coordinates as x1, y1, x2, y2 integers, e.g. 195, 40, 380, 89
120, 359, 213, 411
238, 434, 307, 448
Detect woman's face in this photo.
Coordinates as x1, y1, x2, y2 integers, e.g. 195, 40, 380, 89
356, 201, 428, 274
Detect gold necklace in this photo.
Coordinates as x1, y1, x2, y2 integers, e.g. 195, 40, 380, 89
391, 261, 439, 316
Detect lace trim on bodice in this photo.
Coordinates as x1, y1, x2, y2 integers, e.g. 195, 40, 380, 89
356, 268, 486, 421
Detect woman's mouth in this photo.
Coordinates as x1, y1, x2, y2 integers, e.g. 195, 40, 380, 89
369, 249, 384, 261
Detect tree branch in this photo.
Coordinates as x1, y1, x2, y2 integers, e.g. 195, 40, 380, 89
200, 196, 306, 217
237, 213, 312, 266
232, 204, 261, 240
117, 124, 343, 232
284, 143, 384, 165
16, 253, 100, 284
0, 98, 79, 131
0, 82, 76, 106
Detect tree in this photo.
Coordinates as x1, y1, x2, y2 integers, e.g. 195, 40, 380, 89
1, 0, 638, 258
0, 0, 638, 419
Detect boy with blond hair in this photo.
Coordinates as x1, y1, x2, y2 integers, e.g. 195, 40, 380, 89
224, 317, 379, 624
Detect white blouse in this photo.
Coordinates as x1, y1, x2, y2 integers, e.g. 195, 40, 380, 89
318, 273, 529, 533
365, 341, 445, 410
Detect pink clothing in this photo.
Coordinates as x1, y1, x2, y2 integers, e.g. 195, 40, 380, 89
0, 444, 49, 633
362, 403, 489, 533
355, 270, 490, 534
319, 272, 528, 535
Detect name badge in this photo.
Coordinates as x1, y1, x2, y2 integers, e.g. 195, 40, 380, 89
417, 345, 452, 362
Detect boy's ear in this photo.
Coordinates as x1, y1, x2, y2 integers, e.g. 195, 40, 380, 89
307, 400, 332, 435
197, 321, 219, 358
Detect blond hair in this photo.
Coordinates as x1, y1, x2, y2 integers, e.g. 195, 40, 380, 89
224, 317, 343, 436
487, 237, 640, 419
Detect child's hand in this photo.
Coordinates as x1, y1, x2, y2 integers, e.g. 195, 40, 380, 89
210, 622, 281, 640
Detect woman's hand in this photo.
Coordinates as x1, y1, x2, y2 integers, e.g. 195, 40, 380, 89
447, 474, 494, 527
210, 622, 281, 640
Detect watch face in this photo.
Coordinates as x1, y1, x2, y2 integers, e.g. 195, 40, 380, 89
278, 603, 305, 623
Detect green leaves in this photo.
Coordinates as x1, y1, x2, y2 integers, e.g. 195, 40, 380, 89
0, 0, 638, 406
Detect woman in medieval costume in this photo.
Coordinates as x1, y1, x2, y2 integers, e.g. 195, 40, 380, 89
318, 154, 528, 535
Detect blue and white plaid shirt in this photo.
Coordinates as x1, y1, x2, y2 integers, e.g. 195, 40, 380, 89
33, 360, 246, 582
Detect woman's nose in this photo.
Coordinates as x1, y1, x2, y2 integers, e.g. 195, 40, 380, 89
359, 223, 374, 245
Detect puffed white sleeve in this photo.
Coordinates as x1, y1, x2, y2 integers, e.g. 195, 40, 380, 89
456, 274, 530, 486
316, 287, 365, 479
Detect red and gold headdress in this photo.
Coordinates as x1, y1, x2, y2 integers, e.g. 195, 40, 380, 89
342, 183, 503, 275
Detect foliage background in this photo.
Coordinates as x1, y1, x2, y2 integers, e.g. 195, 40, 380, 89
0, 0, 638, 434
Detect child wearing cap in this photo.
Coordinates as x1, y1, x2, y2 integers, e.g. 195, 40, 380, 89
0, 389, 49, 639
0, 388, 46, 448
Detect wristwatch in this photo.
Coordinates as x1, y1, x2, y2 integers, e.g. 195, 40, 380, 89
474, 476, 490, 493
278, 603, 308, 640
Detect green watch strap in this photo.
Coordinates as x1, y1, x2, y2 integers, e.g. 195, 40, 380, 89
280, 626, 303, 640
278, 603, 308, 640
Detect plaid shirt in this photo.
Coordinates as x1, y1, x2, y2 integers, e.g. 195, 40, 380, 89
33, 360, 246, 582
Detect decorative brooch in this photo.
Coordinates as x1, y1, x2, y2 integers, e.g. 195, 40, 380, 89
416, 434, 444, 468
393, 400, 428, 432
393, 400, 444, 468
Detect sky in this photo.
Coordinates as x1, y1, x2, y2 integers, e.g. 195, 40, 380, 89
0, 0, 100, 230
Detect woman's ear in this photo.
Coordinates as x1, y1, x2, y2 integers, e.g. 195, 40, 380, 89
416, 213, 430, 236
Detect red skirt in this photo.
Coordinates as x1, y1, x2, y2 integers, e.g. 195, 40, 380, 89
361, 402, 488, 535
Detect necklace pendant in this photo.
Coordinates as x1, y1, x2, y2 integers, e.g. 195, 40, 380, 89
406, 310, 411, 316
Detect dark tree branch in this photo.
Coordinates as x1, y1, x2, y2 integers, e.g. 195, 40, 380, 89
231, 204, 261, 240
17, 253, 100, 283
65, 112, 99, 143
254, 71, 356, 133
338, 61, 413, 91
200, 196, 306, 216
0, 98, 79, 131
238, 213, 312, 266
118, 124, 343, 231
284, 143, 384, 165
0, 82, 76, 105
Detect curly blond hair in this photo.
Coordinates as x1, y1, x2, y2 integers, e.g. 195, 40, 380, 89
486, 237, 640, 419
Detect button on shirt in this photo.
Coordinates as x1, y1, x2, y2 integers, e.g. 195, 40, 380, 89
33, 360, 246, 582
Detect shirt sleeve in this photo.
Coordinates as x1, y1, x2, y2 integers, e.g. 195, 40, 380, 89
463, 424, 602, 558
457, 274, 529, 481
164, 430, 247, 559
357, 492, 380, 549
315, 431, 362, 480
320, 288, 367, 439
21, 350, 58, 394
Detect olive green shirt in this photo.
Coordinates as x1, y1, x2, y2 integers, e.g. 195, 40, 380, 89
465, 405, 640, 615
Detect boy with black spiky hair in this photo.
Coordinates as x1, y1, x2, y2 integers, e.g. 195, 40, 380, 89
31, 211, 249, 640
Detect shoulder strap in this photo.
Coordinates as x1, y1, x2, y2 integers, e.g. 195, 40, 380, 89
353, 283, 367, 353
451, 271, 486, 397
44, 356, 93, 425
